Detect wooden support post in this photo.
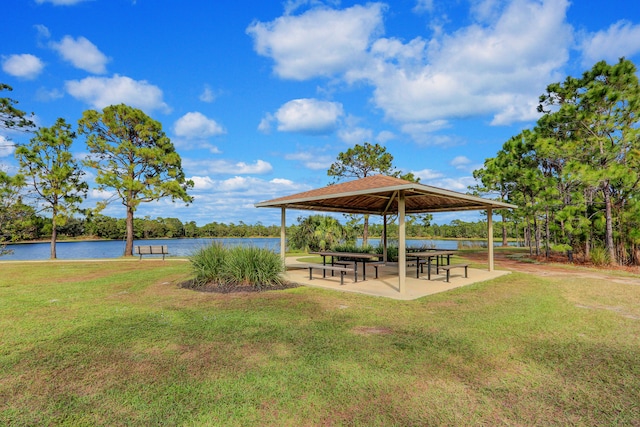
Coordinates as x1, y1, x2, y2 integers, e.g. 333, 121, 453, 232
488, 207, 494, 271
280, 207, 286, 263
398, 191, 406, 294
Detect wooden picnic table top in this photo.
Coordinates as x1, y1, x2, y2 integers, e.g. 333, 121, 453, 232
406, 250, 456, 257
310, 251, 380, 259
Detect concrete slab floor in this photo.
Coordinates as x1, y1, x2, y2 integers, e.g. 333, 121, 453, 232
285, 256, 511, 300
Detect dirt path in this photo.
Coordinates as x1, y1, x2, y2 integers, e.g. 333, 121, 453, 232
464, 251, 640, 286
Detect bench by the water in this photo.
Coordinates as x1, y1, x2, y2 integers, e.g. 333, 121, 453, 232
134, 245, 168, 260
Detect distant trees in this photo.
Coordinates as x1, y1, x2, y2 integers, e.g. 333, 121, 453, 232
16, 118, 87, 259
78, 104, 194, 257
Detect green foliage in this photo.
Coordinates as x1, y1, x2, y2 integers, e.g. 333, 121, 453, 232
0, 172, 26, 255
78, 104, 194, 256
15, 118, 88, 259
289, 214, 354, 252
474, 58, 640, 265
589, 246, 610, 266
327, 142, 395, 180
374, 244, 398, 261
0, 83, 34, 131
331, 243, 374, 253
188, 243, 285, 291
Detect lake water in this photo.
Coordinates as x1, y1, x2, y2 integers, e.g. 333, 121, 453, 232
1, 237, 510, 261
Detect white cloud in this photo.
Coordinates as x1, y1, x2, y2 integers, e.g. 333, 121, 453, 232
190, 176, 215, 190
251, 0, 573, 134
35, 0, 89, 4
366, 0, 572, 126
199, 85, 216, 103
1, 54, 44, 79
50, 35, 109, 74
400, 121, 451, 143
412, 168, 444, 181
337, 126, 373, 145
35, 87, 64, 102
413, 0, 434, 13
425, 176, 477, 192
174, 112, 225, 139
579, 20, 640, 67
285, 150, 333, 170
34, 24, 51, 39
283, 0, 340, 15
247, 3, 385, 80
450, 156, 471, 169
65, 74, 170, 113
267, 98, 344, 134
177, 175, 310, 225
376, 130, 395, 143
258, 114, 273, 133
186, 159, 273, 175
0, 135, 16, 157
87, 188, 116, 203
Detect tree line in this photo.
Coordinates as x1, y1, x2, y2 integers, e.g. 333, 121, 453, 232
1, 210, 511, 243
473, 58, 640, 265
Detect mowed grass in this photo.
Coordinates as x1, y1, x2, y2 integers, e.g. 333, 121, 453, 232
1, 260, 639, 426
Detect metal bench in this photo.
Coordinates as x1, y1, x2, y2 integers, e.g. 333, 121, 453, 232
134, 245, 169, 260
306, 264, 355, 285
440, 264, 469, 282
369, 261, 386, 278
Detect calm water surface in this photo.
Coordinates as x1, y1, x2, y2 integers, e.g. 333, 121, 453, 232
1, 237, 512, 261
1, 238, 281, 261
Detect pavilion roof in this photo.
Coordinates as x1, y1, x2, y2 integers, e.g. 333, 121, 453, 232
255, 175, 517, 215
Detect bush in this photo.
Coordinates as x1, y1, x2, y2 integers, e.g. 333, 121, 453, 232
188, 243, 286, 291
590, 246, 610, 266
374, 244, 398, 262
331, 243, 374, 254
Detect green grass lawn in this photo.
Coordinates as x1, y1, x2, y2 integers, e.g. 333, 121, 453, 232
1, 260, 639, 426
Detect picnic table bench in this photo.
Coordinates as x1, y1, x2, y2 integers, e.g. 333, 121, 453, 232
306, 264, 355, 285
440, 263, 469, 282
134, 245, 169, 260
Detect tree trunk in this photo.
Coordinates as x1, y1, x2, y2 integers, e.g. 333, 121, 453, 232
363, 214, 369, 247
534, 216, 540, 256
545, 207, 550, 258
125, 205, 135, 257
603, 183, 616, 264
501, 212, 508, 246
50, 215, 57, 260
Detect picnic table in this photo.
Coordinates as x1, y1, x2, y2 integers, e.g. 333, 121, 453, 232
310, 251, 381, 281
406, 250, 456, 280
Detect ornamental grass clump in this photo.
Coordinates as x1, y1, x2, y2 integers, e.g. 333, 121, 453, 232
589, 246, 610, 266
189, 243, 286, 292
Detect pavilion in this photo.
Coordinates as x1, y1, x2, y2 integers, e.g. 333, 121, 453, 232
255, 175, 517, 295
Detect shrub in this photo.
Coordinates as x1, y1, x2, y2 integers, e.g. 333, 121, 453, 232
188, 243, 286, 291
375, 244, 398, 262
331, 243, 374, 254
590, 246, 610, 266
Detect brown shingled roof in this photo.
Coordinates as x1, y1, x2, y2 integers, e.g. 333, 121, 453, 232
255, 174, 516, 215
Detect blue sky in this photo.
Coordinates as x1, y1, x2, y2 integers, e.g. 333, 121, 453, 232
2, 0, 640, 226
